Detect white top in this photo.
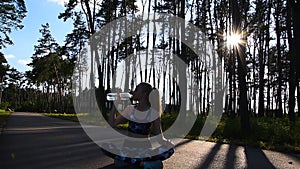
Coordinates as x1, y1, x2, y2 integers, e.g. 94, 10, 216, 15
120, 105, 160, 123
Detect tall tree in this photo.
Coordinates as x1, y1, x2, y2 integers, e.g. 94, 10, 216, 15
0, 53, 9, 103
231, 0, 250, 131
5, 67, 23, 108
255, 0, 268, 117
0, 0, 27, 49
59, 0, 101, 114
0, 0, 26, 103
28, 23, 61, 112
274, 0, 283, 117
287, 0, 300, 123
294, 1, 300, 117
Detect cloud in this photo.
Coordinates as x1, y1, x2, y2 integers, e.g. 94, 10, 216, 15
18, 59, 31, 66
5, 54, 15, 59
47, 0, 68, 7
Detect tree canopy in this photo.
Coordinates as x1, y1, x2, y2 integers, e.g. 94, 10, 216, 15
0, 0, 27, 49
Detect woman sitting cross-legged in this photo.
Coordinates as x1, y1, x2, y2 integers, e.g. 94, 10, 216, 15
102, 82, 175, 169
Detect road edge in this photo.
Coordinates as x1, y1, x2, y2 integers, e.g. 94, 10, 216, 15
0, 111, 13, 135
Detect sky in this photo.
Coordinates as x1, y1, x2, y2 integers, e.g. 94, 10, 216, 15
2, 0, 72, 73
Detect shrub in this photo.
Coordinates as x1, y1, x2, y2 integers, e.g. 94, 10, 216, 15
0, 102, 10, 111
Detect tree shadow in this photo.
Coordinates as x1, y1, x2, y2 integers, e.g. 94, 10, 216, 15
244, 146, 276, 169
224, 144, 238, 169
195, 143, 222, 169
174, 139, 193, 148
194, 143, 276, 169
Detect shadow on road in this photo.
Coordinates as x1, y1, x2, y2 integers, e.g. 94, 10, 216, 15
244, 146, 276, 169
194, 143, 276, 169
195, 143, 222, 168
0, 112, 112, 169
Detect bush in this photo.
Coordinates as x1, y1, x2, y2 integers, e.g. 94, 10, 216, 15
16, 101, 36, 112
251, 117, 300, 152
0, 102, 10, 111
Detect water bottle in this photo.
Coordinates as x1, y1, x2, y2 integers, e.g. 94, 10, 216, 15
106, 92, 132, 101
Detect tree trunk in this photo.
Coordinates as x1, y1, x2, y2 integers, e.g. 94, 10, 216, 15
258, 3, 265, 117
232, 0, 250, 131
286, 0, 296, 123
274, 0, 283, 117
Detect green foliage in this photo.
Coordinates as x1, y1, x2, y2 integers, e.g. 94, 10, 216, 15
0, 0, 27, 48
250, 117, 300, 152
43, 113, 78, 122
212, 116, 300, 153
16, 101, 35, 112
161, 112, 179, 131
0, 53, 9, 79
215, 116, 242, 139
186, 115, 206, 138
0, 102, 10, 110
21, 23, 75, 113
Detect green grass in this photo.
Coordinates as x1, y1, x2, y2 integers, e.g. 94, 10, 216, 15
0, 109, 12, 127
43, 113, 79, 122
186, 115, 300, 153
43, 112, 110, 126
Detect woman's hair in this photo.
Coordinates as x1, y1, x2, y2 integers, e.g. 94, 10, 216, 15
138, 82, 153, 96
149, 88, 162, 116
139, 82, 162, 116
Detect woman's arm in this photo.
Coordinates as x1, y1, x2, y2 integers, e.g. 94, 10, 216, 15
109, 104, 128, 127
153, 117, 163, 135
153, 117, 173, 146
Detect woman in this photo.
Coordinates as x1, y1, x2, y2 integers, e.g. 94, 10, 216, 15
105, 82, 174, 168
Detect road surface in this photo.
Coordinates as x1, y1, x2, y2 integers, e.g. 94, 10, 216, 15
0, 112, 299, 169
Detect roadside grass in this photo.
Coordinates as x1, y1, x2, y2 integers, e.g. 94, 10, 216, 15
44, 111, 300, 153
43, 112, 111, 126
186, 114, 300, 154
43, 113, 79, 122
0, 109, 12, 127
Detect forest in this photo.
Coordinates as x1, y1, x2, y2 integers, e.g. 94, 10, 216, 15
1, 0, 300, 149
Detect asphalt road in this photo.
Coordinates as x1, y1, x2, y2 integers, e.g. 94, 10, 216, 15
0, 112, 299, 169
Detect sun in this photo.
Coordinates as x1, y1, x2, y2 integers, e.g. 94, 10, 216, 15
226, 33, 241, 47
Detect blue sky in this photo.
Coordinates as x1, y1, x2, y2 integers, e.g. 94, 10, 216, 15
2, 0, 73, 73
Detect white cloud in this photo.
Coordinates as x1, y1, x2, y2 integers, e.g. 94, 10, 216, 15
47, 0, 68, 7
5, 54, 15, 59
18, 59, 31, 66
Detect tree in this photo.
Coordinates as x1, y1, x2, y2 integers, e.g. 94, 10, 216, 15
59, 0, 106, 114
0, 0, 27, 49
0, 53, 9, 103
28, 23, 62, 112
231, 0, 251, 131
5, 67, 23, 108
59, 0, 139, 115
0, 0, 26, 104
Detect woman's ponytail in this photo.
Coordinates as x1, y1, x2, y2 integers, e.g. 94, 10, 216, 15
149, 88, 162, 116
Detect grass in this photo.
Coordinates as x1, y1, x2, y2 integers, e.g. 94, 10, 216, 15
44, 111, 300, 154
0, 109, 12, 128
186, 115, 300, 153
43, 112, 79, 122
